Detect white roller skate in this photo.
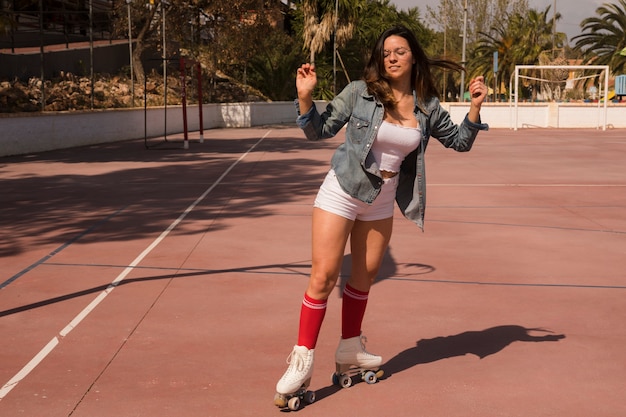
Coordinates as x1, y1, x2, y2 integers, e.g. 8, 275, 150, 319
274, 345, 316, 411
332, 334, 384, 388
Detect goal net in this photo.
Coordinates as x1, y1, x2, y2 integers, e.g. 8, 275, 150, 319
511, 64, 610, 130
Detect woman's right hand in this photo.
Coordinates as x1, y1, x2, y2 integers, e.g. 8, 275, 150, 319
296, 63, 317, 97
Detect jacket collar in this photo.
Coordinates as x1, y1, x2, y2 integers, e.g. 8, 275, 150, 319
414, 91, 439, 116
357, 80, 435, 115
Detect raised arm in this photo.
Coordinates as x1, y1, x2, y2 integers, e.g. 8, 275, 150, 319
295, 63, 317, 115
467, 75, 487, 123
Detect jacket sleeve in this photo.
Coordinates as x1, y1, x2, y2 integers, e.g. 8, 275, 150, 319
295, 82, 357, 141
428, 99, 489, 152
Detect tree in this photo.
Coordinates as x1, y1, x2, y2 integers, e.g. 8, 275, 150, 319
425, 0, 530, 100
427, 0, 530, 55
471, 18, 516, 98
291, 0, 432, 99
111, 1, 288, 98
516, 7, 564, 62
0, 11, 12, 35
193, 1, 286, 95
107, 0, 434, 103
573, 0, 626, 75
111, 0, 161, 86
470, 5, 565, 100
295, 0, 361, 65
247, 30, 305, 101
351, 0, 429, 53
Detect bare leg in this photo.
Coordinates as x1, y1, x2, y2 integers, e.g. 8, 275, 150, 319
348, 216, 393, 292
334, 216, 392, 384
276, 208, 353, 397
306, 207, 355, 300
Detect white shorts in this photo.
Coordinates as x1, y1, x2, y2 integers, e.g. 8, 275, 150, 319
313, 169, 398, 221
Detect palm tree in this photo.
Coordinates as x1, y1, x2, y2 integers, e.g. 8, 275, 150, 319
517, 7, 562, 63
299, 0, 359, 64
573, 0, 626, 74
471, 19, 515, 98
327, 0, 431, 97
470, 5, 563, 100
248, 30, 304, 101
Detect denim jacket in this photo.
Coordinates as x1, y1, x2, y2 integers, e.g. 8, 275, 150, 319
296, 80, 489, 229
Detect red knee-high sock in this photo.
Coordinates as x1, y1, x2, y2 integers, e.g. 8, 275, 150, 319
297, 293, 327, 349
342, 284, 369, 340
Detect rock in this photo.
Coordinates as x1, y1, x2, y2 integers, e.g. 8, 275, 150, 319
1, 71, 270, 112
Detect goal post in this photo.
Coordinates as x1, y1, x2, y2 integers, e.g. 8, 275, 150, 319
144, 57, 205, 149
511, 65, 610, 130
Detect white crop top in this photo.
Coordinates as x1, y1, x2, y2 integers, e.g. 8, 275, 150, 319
371, 120, 421, 173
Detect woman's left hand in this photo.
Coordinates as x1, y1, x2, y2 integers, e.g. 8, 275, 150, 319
467, 76, 488, 123
469, 76, 488, 107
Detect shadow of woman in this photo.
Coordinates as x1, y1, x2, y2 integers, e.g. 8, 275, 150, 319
382, 325, 566, 377
337, 246, 435, 297
313, 326, 564, 403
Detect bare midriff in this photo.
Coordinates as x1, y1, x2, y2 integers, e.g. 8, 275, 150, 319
380, 170, 398, 179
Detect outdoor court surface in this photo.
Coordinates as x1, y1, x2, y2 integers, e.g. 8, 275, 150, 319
1, 125, 625, 417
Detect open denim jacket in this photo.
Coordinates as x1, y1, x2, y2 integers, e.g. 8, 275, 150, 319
296, 80, 489, 230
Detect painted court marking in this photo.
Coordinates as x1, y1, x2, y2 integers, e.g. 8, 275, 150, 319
0, 207, 128, 290
431, 183, 626, 187
0, 131, 270, 401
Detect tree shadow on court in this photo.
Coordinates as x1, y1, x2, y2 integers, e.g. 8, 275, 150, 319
0, 248, 434, 315
337, 248, 435, 295
0, 132, 339, 260
314, 325, 565, 402
0, 261, 313, 317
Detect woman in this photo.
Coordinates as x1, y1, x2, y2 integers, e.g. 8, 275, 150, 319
274, 25, 488, 408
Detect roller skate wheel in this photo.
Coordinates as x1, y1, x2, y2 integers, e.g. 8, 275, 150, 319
288, 396, 301, 411
304, 390, 316, 404
273, 393, 287, 408
363, 370, 377, 384
339, 374, 353, 388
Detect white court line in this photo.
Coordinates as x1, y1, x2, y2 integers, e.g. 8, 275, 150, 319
0, 131, 270, 401
431, 184, 626, 187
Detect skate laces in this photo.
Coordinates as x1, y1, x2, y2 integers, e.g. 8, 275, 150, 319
286, 348, 308, 372
360, 335, 374, 356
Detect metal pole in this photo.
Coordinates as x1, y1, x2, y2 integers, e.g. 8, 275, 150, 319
126, 0, 134, 107
89, 0, 94, 109
514, 67, 519, 130
10, 7, 15, 53
62, 0, 68, 48
162, 1, 167, 140
197, 62, 204, 143
603, 65, 608, 131
443, 0, 447, 100
39, 0, 45, 111
333, 0, 338, 95
459, 0, 467, 102
552, 0, 557, 56
144, 72, 148, 148
180, 58, 189, 150
494, 72, 498, 102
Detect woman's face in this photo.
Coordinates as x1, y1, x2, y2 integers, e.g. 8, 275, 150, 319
382, 35, 414, 83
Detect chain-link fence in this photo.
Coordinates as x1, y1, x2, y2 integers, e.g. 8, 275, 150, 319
0, 1, 142, 112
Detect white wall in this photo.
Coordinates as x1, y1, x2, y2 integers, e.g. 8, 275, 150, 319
0, 101, 624, 157
445, 102, 625, 130
0, 102, 297, 156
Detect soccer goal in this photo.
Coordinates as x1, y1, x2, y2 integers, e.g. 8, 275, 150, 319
144, 57, 205, 149
511, 65, 610, 130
